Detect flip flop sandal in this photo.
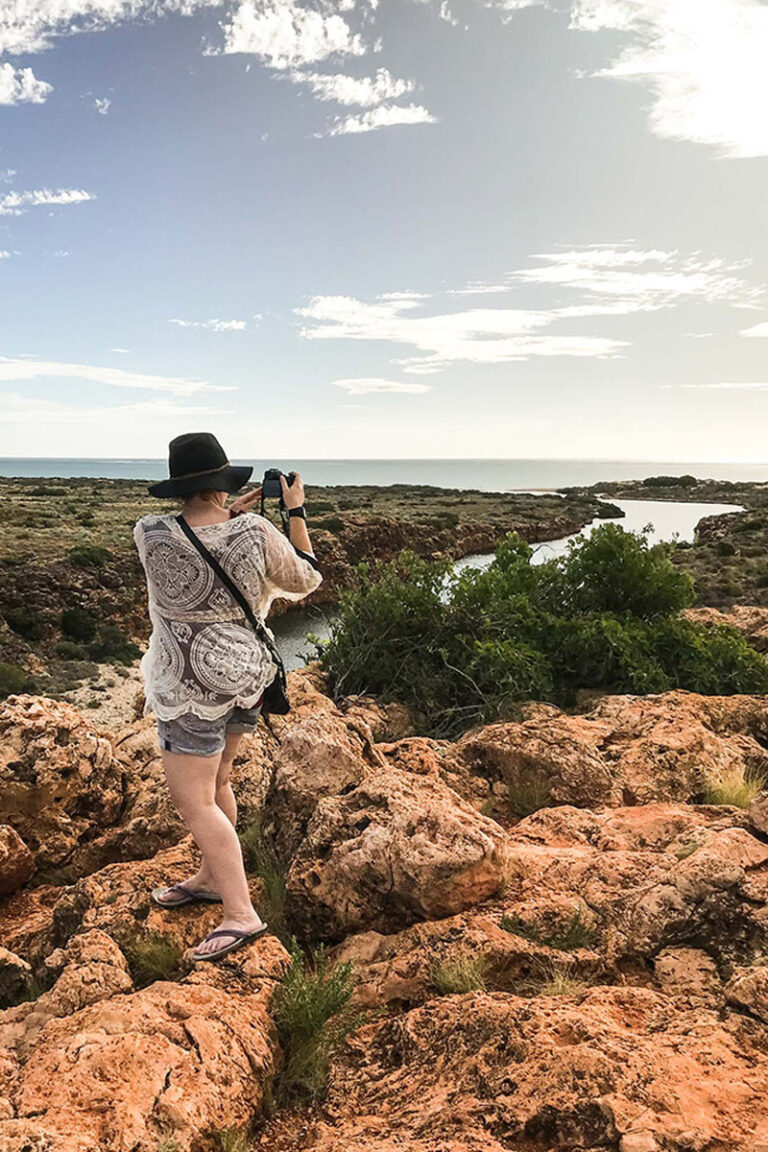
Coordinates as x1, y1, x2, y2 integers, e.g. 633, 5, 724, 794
191, 924, 269, 963
151, 884, 223, 909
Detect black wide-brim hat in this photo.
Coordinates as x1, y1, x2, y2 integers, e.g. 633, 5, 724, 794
148, 432, 252, 498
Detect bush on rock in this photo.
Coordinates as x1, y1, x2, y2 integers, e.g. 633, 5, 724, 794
320, 525, 768, 736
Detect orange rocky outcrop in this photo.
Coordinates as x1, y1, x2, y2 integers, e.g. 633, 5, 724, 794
1, 672, 768, 1149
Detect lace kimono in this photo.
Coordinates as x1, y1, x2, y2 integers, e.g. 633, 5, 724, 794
133, 511, 322, 721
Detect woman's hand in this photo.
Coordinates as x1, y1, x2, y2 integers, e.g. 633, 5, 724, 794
229, 485, 262, 517
281, 471, 305, 509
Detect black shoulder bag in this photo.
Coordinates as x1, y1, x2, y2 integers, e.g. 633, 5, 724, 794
175, 515, 291, 719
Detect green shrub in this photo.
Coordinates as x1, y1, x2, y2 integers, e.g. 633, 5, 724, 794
642, 474, 698, 488
55, 640, 87, 660
316, 516, 345, 533
61, 606, 97, 642
69, 544, 112, 569
271, 941, 357, 1105
4, 606, 42, 641
319, 525, 768, 738
0, 662, 33, 698
88, 624, 141, 664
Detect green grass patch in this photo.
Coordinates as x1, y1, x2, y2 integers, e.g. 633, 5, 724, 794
122, 931, 183, 989
271, 941, 357, 1106
527, 958, 590, 997
703, 765, 766, 808
430, 951, 487, 995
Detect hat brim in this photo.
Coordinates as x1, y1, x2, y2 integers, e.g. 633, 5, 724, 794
148, 464, 253, 498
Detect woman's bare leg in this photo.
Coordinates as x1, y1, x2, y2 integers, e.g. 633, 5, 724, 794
187, 733, 243, 890
162, 747, 264, 954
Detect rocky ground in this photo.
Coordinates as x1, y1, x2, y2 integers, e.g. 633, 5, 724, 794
0, 476, 612, 701
2, 668, 768, 1151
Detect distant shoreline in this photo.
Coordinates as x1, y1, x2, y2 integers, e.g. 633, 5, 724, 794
3, 457, 768, 489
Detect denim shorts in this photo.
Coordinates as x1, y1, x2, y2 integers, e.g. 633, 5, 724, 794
157, 700, 263, 757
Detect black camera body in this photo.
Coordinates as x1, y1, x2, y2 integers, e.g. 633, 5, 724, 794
262, 468, 295, 501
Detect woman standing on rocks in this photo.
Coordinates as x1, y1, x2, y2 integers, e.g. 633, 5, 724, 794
133, 432, 321, 961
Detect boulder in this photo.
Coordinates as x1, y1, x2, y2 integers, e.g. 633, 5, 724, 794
725, 964, 768, 1023
0, 831, 33, 898
0, 952, 31, 1011
285, 770, 510, 941
0, 938, 287, 1152
332, 911, 602, 1009
0, 696, 121, 877
454, 691, 768, 809
499, 804, 768, 966
652, 947, 721, 1004
0, 931, 133, 1058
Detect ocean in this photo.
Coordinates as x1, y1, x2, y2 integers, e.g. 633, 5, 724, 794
1, 458, 767, 489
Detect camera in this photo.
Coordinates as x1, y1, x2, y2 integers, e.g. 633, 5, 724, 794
262, 468, 295, 501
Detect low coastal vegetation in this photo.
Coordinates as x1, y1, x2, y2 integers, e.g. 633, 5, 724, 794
320, 523, 768, 737
567, 474, 768, 608
0, 475, 608, 701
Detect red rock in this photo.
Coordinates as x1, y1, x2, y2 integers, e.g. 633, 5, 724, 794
0, 953, 285, 1151
454, 690, 768, 808
0, 830, 33, 898
0, 696, 121, 877
285, 769, 510, 941
276, 987, 768, 1152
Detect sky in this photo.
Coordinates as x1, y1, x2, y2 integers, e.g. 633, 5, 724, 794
2, 0, 768, 461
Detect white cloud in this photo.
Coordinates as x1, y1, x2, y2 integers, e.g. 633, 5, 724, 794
0, 357, 233, 396
740, 321, 768, 338
0, 62, 51, 104
0, 1, 221, 55
298, 292, 626, 372
217, 0, 365, 69
570, 0, 768, 158
0, 251, 10, 260
512, 247, 762, 311
0, 188, 95, 217
294, 66, 414, 106
333, 377, 433, 393
325, 102, 436, 134
298, 246, 761, 372
94, 96, 111, 115
169, 317, 249, 331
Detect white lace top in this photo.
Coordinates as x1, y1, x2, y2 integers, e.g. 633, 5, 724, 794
133, 511, 322, 721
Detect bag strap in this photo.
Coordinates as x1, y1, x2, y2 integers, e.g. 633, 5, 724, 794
175, 515, 285, 677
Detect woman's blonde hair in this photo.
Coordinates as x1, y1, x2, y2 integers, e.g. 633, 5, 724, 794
181, 489, 224, 505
